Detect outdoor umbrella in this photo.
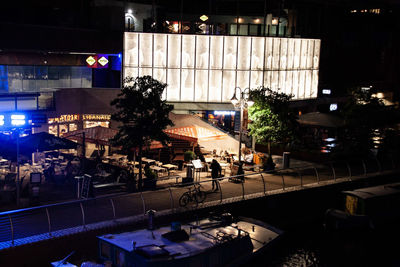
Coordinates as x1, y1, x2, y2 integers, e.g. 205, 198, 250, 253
19, 132, 78, 153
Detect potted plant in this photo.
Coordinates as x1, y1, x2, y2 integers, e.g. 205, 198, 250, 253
143, 166, 157, 189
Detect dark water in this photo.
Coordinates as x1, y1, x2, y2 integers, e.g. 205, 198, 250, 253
250, 224, 400, 267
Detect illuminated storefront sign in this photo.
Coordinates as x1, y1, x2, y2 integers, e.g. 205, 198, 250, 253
48, 114, 111, 124
86, 56, 97, 66
214, 111, 236, 116
124, 33, 320, 103
86, 55, 109, 68
82, 114, 111, 120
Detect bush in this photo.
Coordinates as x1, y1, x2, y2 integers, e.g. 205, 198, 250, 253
184, 150, 196, 162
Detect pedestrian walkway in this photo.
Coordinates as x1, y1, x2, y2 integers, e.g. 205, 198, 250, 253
1, 154, 397, 251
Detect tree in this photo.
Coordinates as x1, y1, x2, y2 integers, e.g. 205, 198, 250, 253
248, 87, 298, 160
340, 87, 400, 157
111, 76, 174, 190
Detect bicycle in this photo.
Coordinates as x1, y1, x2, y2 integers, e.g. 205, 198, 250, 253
179, 183, 206, 207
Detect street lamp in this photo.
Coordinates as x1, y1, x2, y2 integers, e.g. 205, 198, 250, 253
230, 87, 254, 162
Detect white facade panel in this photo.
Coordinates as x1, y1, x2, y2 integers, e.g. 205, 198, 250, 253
123, 32, 320, 102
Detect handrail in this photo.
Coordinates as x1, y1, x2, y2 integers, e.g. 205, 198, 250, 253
0, 192, 127, 217
0, 156, 398, 249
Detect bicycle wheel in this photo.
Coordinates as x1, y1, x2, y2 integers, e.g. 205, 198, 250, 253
179, 193, 191, 207
195, 190, 206, 204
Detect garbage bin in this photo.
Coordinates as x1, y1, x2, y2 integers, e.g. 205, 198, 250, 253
283, 152, 290, 169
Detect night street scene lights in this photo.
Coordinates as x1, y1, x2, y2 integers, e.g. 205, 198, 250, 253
230, 87, 254, 162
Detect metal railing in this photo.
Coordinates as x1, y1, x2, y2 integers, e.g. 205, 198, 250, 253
0, 155, 399, 249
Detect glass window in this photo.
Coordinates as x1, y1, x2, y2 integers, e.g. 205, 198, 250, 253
249, 25, 259, 36
49, 125, 58, 136
100, 242, 111, 259
69, 123, 77, 132
59, 124, 68, 136
238, 24, 248, 36
84, 121, 109, 128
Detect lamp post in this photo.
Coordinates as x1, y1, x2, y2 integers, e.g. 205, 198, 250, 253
230, 87, 254, 162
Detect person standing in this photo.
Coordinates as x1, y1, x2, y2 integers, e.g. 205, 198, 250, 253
210, 159, 222, 191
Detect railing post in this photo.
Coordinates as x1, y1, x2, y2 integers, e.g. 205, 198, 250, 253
45, 208, 52, 237
8, 215, 14, 246
297, 169, 303, 187
168, 187, 174, 211
313, 167, 320, 184
218, 179, 223, 202
140, 192, 146, 215
241, 177, 245, 200
79, 202, 86, 229
346, 161, 352, 181
330, 163, 336, 181
110, 198, 116, 221
361, 160, 367, 177
375, 156, 382, 173
260, 173, 266, 196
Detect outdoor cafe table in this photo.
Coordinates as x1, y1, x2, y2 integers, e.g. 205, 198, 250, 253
142, 158, 156, 165
161, 164, 178, 176
150, 165, 167, 176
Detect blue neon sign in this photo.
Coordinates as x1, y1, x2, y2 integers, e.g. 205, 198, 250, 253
11, 114, 26, 126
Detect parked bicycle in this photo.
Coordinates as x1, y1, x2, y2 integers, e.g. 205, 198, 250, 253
179, 183, 206, 207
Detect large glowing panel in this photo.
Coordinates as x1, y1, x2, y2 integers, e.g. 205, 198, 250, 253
181, 69, 194, 101
209, 70, 222, 102
195, 70, 208, 101
222, 71, 235, 101
250, 71, 263, 89
210, 36, 223, 69
125, 33, 139, 67
196, 36, 210, 69
154, 34, 167, 68
237, 71, 250, 89
251, 37, 264, 70
168, 34, 181, 68
139, 34, 152, 67
167, 69, 180, 101
123, 33, 321, 102
237, 37, 251, 70
182, 35, 195, 68
223, 36, 237, 70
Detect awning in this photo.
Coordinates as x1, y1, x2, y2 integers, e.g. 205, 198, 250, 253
164, 126, 227, 143
63, 126, 118, 146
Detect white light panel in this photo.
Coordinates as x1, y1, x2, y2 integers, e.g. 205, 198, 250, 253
123, 32, 320, 102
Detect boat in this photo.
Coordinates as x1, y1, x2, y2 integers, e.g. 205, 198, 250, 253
96, 213, 282, 267
324, 182, 400, 231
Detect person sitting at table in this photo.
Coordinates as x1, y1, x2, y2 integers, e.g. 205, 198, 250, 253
44, 162, 56, 183
244, 150, 254, 165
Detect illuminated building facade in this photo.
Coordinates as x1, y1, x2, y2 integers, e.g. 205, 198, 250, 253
124, 32, 320, 109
